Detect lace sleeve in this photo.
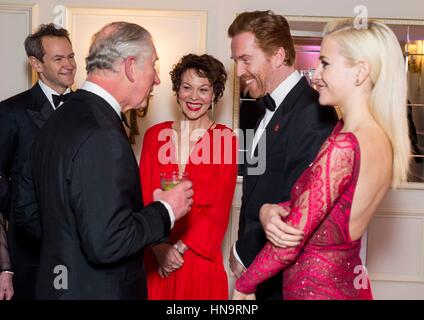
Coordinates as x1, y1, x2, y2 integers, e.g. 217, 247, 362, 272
236, 133, 359, 294
0, 214, 11, 271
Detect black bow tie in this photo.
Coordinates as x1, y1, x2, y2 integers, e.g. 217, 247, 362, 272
52, 93, 71, 108
256, 93, 276, 112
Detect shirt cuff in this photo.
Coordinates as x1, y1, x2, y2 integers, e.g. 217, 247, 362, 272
232, 243, 247, 269
0, 270, 14, 276
158, 200, 175, 229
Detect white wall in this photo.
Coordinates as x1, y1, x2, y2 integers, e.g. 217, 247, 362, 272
0, 5, 32, 100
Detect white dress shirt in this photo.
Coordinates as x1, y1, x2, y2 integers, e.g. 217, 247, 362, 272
234, 70, 302, 268
250, 70, 302, 157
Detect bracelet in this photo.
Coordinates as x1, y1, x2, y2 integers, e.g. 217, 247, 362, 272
173, 244, 184, 256
1, 270, 14, 276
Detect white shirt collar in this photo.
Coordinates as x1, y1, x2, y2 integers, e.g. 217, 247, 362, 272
269, 70, 302, 110
81, 81, 122, 119
250, 70, 302, 157
38, 80, 71, 110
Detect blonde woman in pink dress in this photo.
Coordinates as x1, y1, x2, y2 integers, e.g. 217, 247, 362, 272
233, 18, 410, 300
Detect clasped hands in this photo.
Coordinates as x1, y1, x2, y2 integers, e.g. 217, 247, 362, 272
231, 203, 304, 300
151, 240, 187, 278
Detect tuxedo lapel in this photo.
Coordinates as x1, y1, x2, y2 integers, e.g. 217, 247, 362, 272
244, 111, 264, 165
26, 84, 54, 128
243, 77, 310, 201
260, 77, 310, 158
243, 107, 264, 198
244, 109, 284, 201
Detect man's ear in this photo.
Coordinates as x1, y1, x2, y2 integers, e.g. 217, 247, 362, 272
272, 47, 286, 68
28, 56, 43, 72
355, 61, 371, 86
124, 56, 137, 82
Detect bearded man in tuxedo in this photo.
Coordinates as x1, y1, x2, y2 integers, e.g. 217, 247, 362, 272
228, 11, 338, 299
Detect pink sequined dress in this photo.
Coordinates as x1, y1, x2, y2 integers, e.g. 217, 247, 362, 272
236, 121, 373, 300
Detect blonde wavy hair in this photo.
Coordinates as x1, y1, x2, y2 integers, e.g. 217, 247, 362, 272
323, 18, 410, 187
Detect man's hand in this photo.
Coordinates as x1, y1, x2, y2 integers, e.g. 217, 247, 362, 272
232, 288, 256, 300
0, 272, 14, 300
153, 181, 193, 220
229, 248, 246, 279
260, 203, 304, 248
151, 243, 184, 278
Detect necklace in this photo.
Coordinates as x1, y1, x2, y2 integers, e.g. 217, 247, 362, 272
173, 120, 215, 171
173, 119, 215, 135
206, 121, 215, 131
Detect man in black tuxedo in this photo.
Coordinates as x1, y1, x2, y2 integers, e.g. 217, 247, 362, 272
228, 11, 338, 300
15, 22, 193, 300
0, 214, 13, 299
238, 86, 264, 176
0, 23, 76, 299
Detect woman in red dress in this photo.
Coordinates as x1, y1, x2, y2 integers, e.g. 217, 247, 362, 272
233, 19, 411, 300
140, 54, 237, 299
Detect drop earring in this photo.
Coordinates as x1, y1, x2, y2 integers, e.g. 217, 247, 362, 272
211, 100, 215, 121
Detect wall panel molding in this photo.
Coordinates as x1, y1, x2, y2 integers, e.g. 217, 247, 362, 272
367, 212, 424, 284
0, 4, 33, 99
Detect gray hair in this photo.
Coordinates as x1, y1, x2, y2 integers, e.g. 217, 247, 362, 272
85, 21, 153, 73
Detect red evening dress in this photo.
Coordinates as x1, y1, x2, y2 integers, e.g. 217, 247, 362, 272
140, 121, 238, 299
236, 121, 373, 300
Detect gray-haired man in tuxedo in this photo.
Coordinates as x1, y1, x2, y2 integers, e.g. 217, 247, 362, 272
15, 21, 193, 299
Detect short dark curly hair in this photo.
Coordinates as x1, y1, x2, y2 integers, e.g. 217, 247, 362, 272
24, 23, 71, 62
170, 54, 227, 104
